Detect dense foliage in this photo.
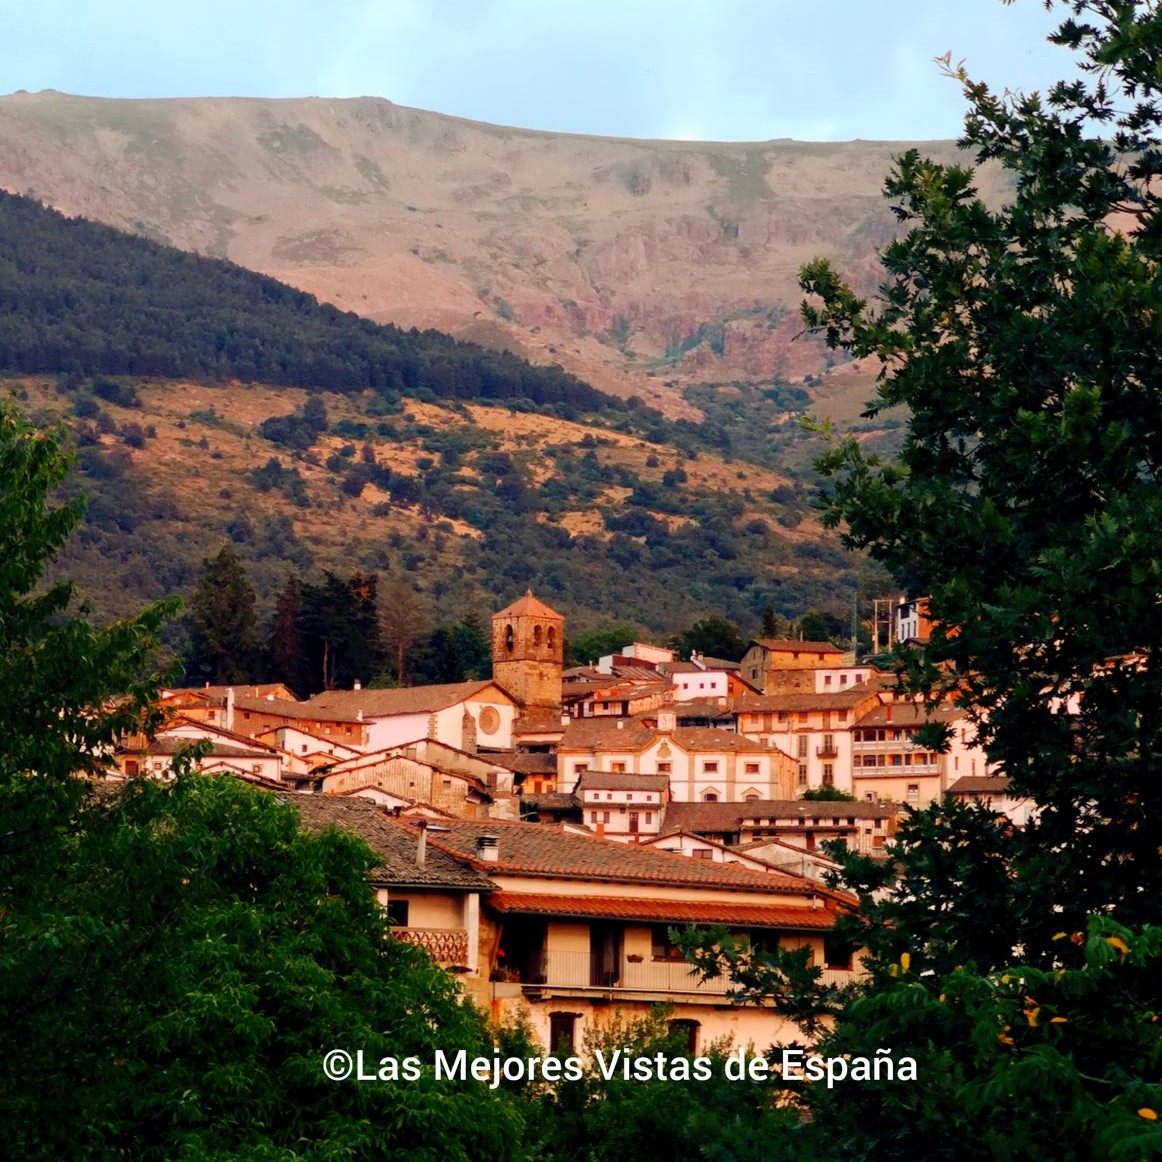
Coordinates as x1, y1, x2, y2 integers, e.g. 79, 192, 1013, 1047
0, 190, 624, 414
683, 2, 1162, 1157
0, 408, 526, 1160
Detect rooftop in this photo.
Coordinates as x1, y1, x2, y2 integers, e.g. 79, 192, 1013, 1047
494, 590, 564, 620
284, 795, 494, 890
427, 819, 817, 894
488, 892, 838, 929
305, 681, 510, 718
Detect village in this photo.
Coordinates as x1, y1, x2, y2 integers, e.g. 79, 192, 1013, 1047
108, 589, 1025, 1055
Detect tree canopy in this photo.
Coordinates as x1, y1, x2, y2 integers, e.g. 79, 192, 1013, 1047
0, 408, 524, 1160
773, 2, 1162, 1155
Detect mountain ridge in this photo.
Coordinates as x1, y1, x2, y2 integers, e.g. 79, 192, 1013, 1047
0, 90, 1010, 421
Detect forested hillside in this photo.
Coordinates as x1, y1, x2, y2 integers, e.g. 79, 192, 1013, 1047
0, 191, 624, 414
0, 191, 886, 663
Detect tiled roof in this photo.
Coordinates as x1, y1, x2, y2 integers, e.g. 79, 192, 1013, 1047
697, 656, 743, 672
284, 795, 493, 890
854, 701, 966, 727
733, 687, 880, 713
577, 771, 669, 793
560, 720, 773, 755
235, 694, 364, 724
947, 775, 1013, 795
426, 820, 815, 893
668, 727, 771, 753
559, 719, 655, 750
749, 639, 845, 654
124, 736, 275, 760
664, 799, 899, 833
487, 892, 838, 929
486, 751, 559, 776
521, 792, 580, 812
494, 590, 564, 620
305, 681, 507, 718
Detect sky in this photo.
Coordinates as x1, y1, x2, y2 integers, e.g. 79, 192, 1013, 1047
3, 0, 1084, 142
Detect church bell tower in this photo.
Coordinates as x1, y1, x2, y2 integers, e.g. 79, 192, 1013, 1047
491, 590, 564, 716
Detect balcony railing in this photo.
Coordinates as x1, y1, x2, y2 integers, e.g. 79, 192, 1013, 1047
530, 951, 862, 995
391, 927, 470, 967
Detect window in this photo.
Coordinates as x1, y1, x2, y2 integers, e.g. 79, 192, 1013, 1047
668, 1019, 701, 1054
798, 764, 808, 786
692, 848, 713, 859
652, 925, 685, 961
797, 736, 808, 758
548, 1012, 579, 1055
611, 762, 626, 773
824, 675, 832, 687
645, 794, 654, 802
906, 784, 920, 805
703, 761, 719, 774
745, 762, 760, 774
840, 674, 848, 685
657, 763, 671, 774
574, 763, 588, 776
505, 625, 514, 652
626, 793, 633, 801
823, 763, 834, 786
645, 812, 653, 824
385, 900, 409, 928
442, 777, 452, 790
603, 812, 611, 824
702, 792, 718, 802
534, 625, 543, 646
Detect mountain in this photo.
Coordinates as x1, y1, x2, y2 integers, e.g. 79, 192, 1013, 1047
0, 90, 1010, 422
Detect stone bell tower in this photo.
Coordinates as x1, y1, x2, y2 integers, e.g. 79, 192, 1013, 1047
491, 590, 564, 716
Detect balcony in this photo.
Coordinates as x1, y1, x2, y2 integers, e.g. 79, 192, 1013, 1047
524, 951, 862, 997
815, 744, 840, 758
390, 927, 470, 968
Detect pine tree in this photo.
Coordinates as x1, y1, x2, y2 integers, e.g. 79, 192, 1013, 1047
185, 545, 261, 685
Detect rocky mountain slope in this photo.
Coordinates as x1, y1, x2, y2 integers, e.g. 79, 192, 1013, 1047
0, 90, 1010, 420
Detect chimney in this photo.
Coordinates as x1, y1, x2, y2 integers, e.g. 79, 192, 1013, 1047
475, 834, 499, 862
415, 818, 428, 867
354, 679, 362, 691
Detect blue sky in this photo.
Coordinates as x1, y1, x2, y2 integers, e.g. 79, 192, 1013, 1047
5, 1, 1081, 141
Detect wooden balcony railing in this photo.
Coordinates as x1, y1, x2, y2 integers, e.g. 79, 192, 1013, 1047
390, 927, 470, 967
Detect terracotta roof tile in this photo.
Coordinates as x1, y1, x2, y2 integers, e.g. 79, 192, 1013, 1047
664, 800, 899, 833
577, 772, 670, 793
284, 794, 493, 890
947, 775, 1013, 795
733, 687, 880, 713
488, 892, 839, 929
305, 681, 510, 718
494, 590, 564, 620
426, 820, 815, 893
750, 639, 845, 654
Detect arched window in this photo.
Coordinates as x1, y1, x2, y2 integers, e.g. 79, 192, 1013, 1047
505, 625, 514, 652
703, 791, 718, 802
533, 625, 543, 646
547, 626, 556, 649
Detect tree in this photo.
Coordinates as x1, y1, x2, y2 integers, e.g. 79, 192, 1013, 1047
671, 615, 749, 662
0, 409, 525, 1159
185, 545, 261, 684
784, 2, 1162, 1154
5, 776, 523, 1162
